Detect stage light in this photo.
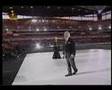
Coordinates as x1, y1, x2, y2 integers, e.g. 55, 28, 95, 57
98, 10, 102, 14
13, 33, 19, 36
36, 28, 39, 31
72, 8, 75, 10
32, 19, 37, 23
6, 28, 8, 31
36, 43, 42, 49
42, 20, 44, 22
52, 20, 55, 23
109, 25, 111, 29
98, 26, 102, 30
47, 6, 50, 9
49, 44, 53, 47
21, 6, 24, 8
89, 27, 92, 31
30, 6, 33, 8
9, 7, 13, 9
44, 28, 47, 31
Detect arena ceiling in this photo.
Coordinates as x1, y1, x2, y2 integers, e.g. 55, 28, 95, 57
3, 6, 111, 17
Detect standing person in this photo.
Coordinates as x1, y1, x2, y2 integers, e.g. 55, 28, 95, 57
52, 37, 61, 59
63, 31, 78, 77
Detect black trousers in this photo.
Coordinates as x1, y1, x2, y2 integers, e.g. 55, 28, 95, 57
65, 53, 77, 74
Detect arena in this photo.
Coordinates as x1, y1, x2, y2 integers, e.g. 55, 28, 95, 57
2, 6, 111, 85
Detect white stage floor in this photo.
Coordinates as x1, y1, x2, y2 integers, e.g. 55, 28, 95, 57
12, 49, 111, 85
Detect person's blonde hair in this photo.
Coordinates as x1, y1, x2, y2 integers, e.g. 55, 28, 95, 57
64, 31, 70, 37
54, 37, 58, 42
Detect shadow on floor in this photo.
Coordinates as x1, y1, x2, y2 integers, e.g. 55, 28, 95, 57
76, 68, 110, 76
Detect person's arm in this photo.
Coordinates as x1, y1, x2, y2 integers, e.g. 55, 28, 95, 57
62, 44, 65, 58
53, 42, 56, 51
70, 39, 76, 57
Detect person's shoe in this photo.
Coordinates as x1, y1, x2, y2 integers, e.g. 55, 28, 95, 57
65, 73, 72, 77
73, 69, 78, 75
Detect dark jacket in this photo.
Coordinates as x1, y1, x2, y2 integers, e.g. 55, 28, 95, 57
63, 38, 76, 56
52, 42, 61, 59
53, 42, 60, 52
